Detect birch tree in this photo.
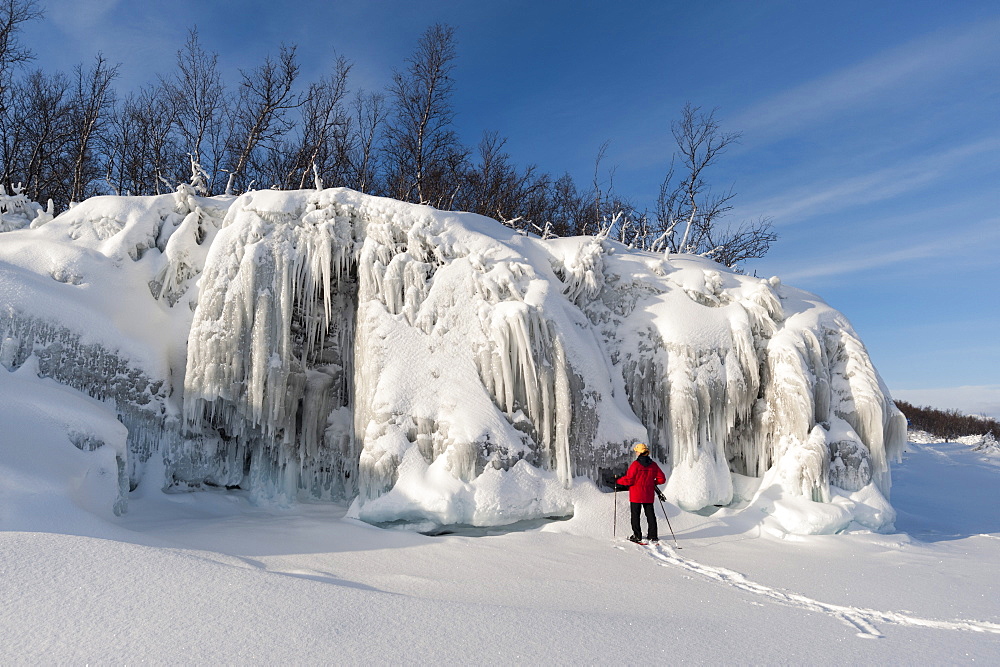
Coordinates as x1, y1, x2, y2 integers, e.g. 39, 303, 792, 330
0, 0, 41, 95
349, 89, 387, 194
8, 69, 71, 203
286, 55, 352, 190
106, 85, 181, 196
224, 45, 301, 194
650, 104, 775, 270
383, 23, 466, 206
162, 28, 227, 193
68, 54, 118, 202
0, 0, 43, 189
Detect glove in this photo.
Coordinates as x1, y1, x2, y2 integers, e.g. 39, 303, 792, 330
614, 483, 630, 492
655, 488, 666, 502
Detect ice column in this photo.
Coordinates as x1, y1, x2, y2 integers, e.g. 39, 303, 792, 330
176, 193, 359, 502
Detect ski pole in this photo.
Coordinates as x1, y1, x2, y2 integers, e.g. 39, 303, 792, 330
656, 492, 680, 549
613, 488, 618, 538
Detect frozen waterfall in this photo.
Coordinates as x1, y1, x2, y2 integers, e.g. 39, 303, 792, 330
0, 186, 907, 533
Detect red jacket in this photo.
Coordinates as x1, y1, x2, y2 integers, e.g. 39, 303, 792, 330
617, 456, 666, 503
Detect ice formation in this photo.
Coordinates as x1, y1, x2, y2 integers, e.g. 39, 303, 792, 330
0, 184, 53, 232
0, 186, 907, 532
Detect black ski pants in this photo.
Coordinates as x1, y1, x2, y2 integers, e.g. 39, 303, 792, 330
630, 502, 657, 540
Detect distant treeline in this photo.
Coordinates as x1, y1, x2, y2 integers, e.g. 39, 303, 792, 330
0, 4, 774, 269
895, 400, 999, 440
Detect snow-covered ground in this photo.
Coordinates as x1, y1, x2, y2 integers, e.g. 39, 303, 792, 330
2, 406, 998, 663
0, 187, 995, 662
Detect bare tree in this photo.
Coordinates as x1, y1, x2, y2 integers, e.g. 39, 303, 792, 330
68, 53, 118, 202
0, 12, 780, 268
285, 55, 352, 190
224, 44, 301, 194
515, 171, 557, 234
0, 0, 40, 90
349, 89, 387, 194
702, 216, 776, 269
544, 143, 637, 239
162, 28, 227, 194
461, 132, 512, 213
586, 141, 611, 234
650, 104, 775, 270
456, 130, 555, 231
383, 23, 467, 206
106, 85, 181, 196
0, 0, 42, 188
547, 172, 587, 237
6, 69, 72, 204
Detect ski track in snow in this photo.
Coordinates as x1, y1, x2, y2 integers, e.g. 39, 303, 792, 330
615, 542, 1000, 639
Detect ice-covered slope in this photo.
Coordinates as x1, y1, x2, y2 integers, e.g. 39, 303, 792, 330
0, 187, 906, 533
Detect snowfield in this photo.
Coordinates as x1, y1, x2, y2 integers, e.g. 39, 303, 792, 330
2, 411, 998, 662
0, 187, 996, 662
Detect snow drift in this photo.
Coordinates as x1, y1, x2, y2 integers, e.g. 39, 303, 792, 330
0, 186, 906, 533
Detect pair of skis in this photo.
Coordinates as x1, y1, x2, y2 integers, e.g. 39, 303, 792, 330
628, 537, 680, 549
613, 489, 681, 549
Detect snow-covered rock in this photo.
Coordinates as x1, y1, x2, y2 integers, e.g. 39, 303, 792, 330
0, 187, 906, 532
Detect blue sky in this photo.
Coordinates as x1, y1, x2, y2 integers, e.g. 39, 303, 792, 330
22, 0, 1000, 416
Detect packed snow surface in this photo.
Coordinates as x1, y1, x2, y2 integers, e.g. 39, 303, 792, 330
2, 411, 998, 662
0, 186, 906, 531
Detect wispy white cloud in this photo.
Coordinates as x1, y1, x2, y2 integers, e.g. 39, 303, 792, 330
729, 17, 1000, 143
775, 217, 1000, 283
30, 0, 179, 88
736, 136, 1000, 225
44, 0, 124, 30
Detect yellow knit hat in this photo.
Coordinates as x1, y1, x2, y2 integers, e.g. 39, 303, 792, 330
633, 443, 649, 455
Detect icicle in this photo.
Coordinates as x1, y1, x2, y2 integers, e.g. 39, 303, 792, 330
179, 192, 360, 502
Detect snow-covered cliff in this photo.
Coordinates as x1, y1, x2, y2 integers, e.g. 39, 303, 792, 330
0, 187, 906, 533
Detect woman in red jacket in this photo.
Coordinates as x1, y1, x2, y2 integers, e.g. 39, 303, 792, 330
617, 443, 666, 543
